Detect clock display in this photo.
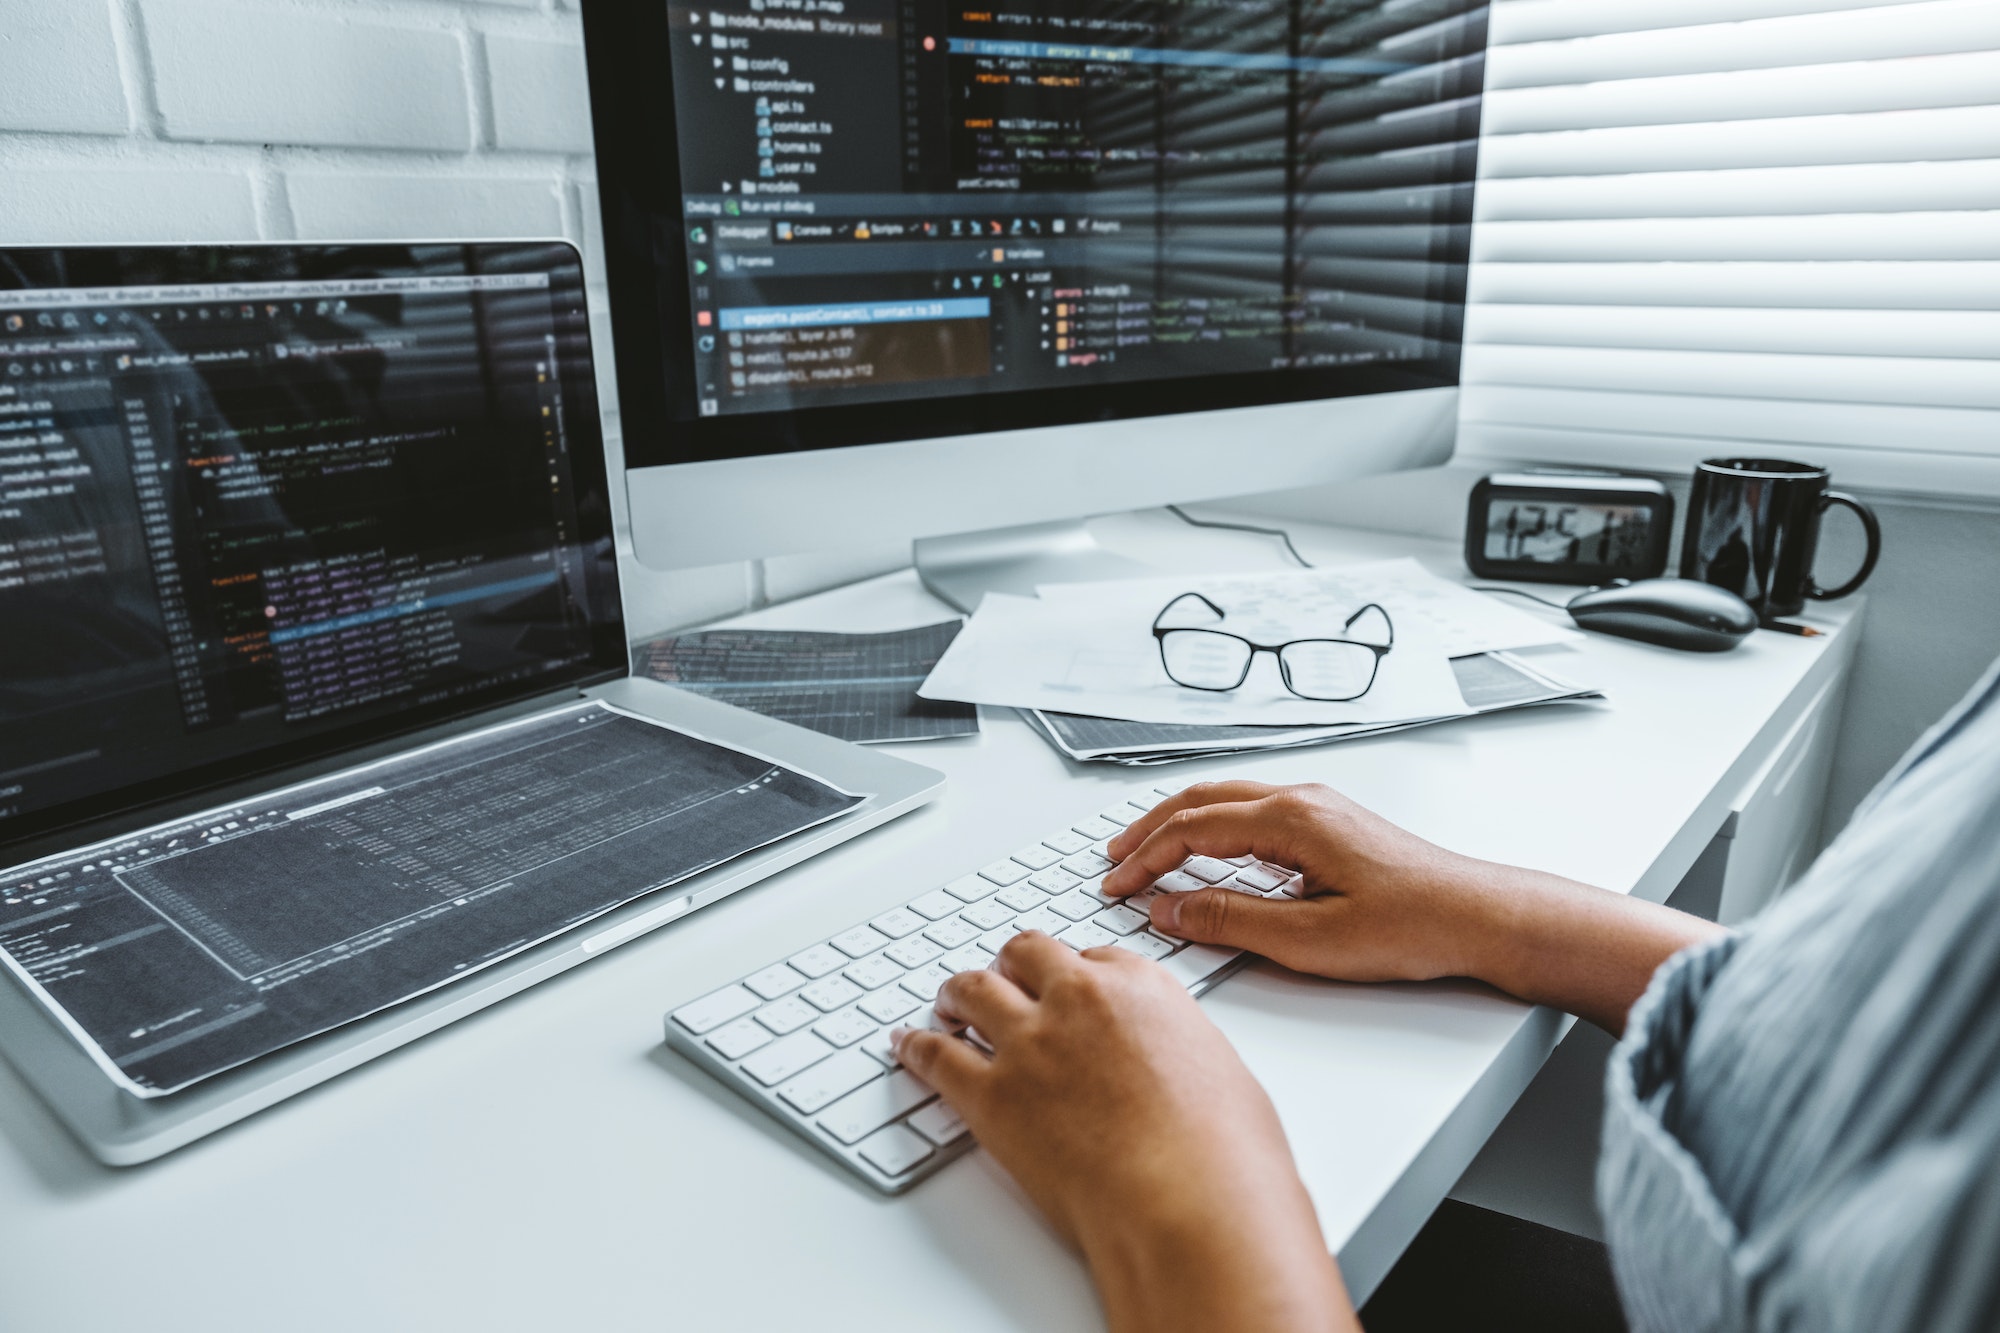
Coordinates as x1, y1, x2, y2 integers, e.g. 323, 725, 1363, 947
1483, 500, 1657, 567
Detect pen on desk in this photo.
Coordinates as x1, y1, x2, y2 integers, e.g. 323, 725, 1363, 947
1764, 621, 1824, 638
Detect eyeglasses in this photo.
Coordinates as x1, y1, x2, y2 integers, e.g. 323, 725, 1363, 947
1151, 592, 1395, 701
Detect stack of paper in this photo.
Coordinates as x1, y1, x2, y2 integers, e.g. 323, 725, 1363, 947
918, 558, 1601, 765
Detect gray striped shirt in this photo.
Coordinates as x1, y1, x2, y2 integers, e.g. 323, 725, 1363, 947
1600, 656, 2000, 1332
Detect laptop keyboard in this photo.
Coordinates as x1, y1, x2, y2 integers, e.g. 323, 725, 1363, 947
664, 786, 1306, 1193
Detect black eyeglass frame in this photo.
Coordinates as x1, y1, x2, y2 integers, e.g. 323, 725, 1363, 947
1150, 592, 1396, 701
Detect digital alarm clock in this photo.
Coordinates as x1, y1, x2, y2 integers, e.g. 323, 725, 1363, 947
1465, 471, 1675, 585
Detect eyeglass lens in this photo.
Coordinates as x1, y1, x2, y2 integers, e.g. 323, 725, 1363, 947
1278, 641, 1381, 699
1159, 629, 1253, 691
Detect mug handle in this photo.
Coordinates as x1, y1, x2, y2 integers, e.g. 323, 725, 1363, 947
1808, 491, 1881, 600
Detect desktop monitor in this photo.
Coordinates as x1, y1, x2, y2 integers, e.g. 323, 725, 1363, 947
583, 0, 1487, 605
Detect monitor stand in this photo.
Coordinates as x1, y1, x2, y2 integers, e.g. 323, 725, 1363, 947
914, 517, 1155, 612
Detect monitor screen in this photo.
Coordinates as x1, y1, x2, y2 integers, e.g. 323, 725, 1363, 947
585, 0, 1486, 464
0, 243, 623, 850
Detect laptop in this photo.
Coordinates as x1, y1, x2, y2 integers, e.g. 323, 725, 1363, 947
0, 241, 942, 1164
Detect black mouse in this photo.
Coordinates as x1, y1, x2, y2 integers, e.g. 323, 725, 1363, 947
1566, 578, 1758, 652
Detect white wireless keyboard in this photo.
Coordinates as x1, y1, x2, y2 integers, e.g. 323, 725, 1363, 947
665, 786, 1306, 1193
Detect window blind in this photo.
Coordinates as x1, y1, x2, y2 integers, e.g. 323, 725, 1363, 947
1457, 0, 2000, 498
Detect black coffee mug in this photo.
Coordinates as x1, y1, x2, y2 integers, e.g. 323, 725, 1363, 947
1680, 458, 1881, 621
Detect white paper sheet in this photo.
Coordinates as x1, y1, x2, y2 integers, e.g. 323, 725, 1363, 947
1036, 558, 1581, 659
917, 590, 1472, 727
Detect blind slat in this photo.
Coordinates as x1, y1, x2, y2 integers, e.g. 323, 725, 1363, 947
1472, 211, 2000, 262
1469, 261, 2000, 308
1488, 0, 1997, 88
1490, 0, 1932, 45
1464, 305, 2000, 359
1482, 104, 2000, 177
1458, 422, 2000, 496
1485, 50, 2000, 134
1476, 160, 2000, 220
1461, 384, 2000, 456
1463, 345, 2000, 408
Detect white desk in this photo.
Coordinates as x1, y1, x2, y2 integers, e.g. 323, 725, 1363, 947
0, 515, 1858, 1332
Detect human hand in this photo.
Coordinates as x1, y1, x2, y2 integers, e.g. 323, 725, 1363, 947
1101, 780, 1724, 1034
1099, 781, 1489, 985
893, 932, 1354, 1333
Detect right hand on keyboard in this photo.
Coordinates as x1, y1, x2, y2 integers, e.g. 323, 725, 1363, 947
891, 930, 1357, 1333
1100, 780, 1723, 1038
1099, 780, 1492, 986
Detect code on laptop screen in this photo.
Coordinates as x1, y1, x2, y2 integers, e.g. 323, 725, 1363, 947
0, 243, 623, 847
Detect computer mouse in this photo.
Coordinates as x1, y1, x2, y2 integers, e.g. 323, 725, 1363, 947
1566, 578, 1758, 652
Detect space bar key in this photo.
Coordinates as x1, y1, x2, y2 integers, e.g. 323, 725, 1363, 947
1161, 943, 1241, 989
818, 1069, 938, 1145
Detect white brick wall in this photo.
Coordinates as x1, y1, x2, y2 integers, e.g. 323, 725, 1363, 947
0, 0, 897, 634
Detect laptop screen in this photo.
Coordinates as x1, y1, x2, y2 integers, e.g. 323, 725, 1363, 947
0, 243, 624, 850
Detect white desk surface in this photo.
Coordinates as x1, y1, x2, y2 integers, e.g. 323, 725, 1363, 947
0, 514, 1858, 1332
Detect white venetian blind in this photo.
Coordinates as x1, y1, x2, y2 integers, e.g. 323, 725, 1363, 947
1457, 0, 2000, 497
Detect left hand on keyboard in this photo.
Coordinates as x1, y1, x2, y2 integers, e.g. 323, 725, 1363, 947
891, 930, 1356, 1333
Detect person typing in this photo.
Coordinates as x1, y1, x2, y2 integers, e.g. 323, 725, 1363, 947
891, 659, 2000, 1333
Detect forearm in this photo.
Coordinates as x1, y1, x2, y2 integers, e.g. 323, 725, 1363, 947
1084, 1187, 1360, 1333
1448, 858, 1726, 1036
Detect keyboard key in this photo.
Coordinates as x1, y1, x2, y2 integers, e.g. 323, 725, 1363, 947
1280, 877, 1307, 898
996, 884, 1045, 911
1232, 864, 1289, 892
1042, 831, 1090, 856
705, 1018, 774, 1061
1112, 931, 1174, 961
744, 962, 808, 1000
939, 945, 987, 974
1222, 879, 1264, 896
860, 1028, 902, 1068
1028, 866, 1079, 895
742, 1031, 835, 1087
859, 988, 921, 1024
778, 1049, 881, 1114
1098, 804, 1146, 826
899, 962, 954, 1001
843, 954, 905, 991
832, 925, 890, 958
813, 1007, 878, 1048
671, 983, 760, 1035
907, 889, 960, 920
1013, 905, 1069, 936
1226, 855, 1257, 867
1049, 891, 1101, 922
944, 873, 997, 903
1071, 817, 1121, 841
977, 858, 1032, 887
959, 898, 1016, 931
755, 996, 817, 1035
817, 1068, 938, 1144
787, 943, 848, 978
1181, 857, 1235, 884
1063, 851, 1116, 877
1153, 870, 1206, 894
802, 976, 863, 1012
1058, 920, 1119, 951
1162, 943, 1239, 988
885, 935, 945, 968
976, 926, 1017, 954
1010, 843, 1062, 870
1078, 876, 1119, 904
908, 1099, 971, 1146
857, 1124, 934, 1177
870, 907, 927, 939
1092, 904, 1149, 936
923, 915, 982, 949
